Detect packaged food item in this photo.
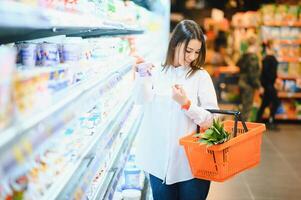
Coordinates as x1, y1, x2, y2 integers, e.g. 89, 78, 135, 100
62, 43, 81, 63
288, 63, 299, 76
39, 43, 60, 66
275, 5, 288, 22
280, 27, 290, 40
0, 47, 16, 130
286, 5, 299, 21
270, 27, 280, 40
136, 62, 152, 77
123, 166, 141, 190
242, 11, 259, 27
121, 189, 141, 200
16, 42, 37, 67
261, 4, 275, 23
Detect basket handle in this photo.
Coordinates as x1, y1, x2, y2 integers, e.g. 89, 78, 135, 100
197, 109, 248, 137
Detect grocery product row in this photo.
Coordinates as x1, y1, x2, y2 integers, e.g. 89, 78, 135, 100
0, 0, 146, 44
262, 4, 301, 26
0, 37, 134, 151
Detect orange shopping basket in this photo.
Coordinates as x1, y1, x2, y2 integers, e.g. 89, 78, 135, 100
179, 109, 266, 182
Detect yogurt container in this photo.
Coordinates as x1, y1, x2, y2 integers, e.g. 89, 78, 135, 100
62, 43, 81, 62
40, 43, 60, 66
136, 62, 152, 77
17, 42, 37, 67
121, 189, 141, 200
123, 167, 141, 190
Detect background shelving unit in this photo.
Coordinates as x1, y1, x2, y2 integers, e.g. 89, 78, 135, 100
216, 7, 301, 122
260, 4, 301, 121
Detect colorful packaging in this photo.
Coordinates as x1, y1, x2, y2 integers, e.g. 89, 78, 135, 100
286, 5, 299, 21
39, 43, 60, 66
261, 4, 275, 23
0, 47, 16, 129
16, 42, 37, 67
62, 43, 81, 62
275, 5, 288, 22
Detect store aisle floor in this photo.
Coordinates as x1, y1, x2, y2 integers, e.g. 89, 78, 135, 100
207, 124, 301, 200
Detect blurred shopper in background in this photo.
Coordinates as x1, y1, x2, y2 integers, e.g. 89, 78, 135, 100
212, 30, 233, 66
256, 40, 281, 129
236, 35, 261, 121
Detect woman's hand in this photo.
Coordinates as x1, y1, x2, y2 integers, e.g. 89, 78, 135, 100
172, 84, 190, 106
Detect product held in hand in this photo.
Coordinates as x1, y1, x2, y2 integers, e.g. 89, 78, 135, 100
179, 120, 266, 182
136, 62, 152, 77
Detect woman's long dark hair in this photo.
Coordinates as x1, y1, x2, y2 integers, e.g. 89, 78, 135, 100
162, 20, 206, 77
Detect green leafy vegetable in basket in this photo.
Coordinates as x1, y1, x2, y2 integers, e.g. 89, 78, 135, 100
194, 119, 231, 146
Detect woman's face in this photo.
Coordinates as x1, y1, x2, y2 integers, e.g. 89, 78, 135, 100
174, 39, 202, 67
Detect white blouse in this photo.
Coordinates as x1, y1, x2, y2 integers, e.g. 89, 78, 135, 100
134, 65, 219, 184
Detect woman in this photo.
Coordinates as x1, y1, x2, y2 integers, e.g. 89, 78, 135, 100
134, 20, 219, 200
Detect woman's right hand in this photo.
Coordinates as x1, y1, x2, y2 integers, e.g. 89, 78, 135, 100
135, 62, 153, 77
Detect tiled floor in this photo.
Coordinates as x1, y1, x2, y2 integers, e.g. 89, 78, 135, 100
207, 124, 301, 200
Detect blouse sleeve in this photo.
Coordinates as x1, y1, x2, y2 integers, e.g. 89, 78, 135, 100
184, 70, 219, 128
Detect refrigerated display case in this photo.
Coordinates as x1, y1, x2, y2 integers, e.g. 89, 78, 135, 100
0, 0, 170, 199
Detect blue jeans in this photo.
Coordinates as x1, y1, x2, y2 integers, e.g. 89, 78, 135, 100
149, 174, 211, 200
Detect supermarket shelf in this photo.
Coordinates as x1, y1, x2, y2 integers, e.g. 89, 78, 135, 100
93, 112, 142, 200
58, 100, 139, 200
213, 66, 239, 77
0, 25, 144, 44
0, 58, 135, 155
263, 21, 301, 27
277, 57, 301, 63
102, 115, 143, 200
68, 27, 144, 38
276, 39, 301, 45
0, 1, 143, 44
264, 114, 301, 120
278, 92, 301, 99
57, 100, 138, 200
42, 93, 134, 200
232, 25, 257, 29
278, 75, 300, 80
